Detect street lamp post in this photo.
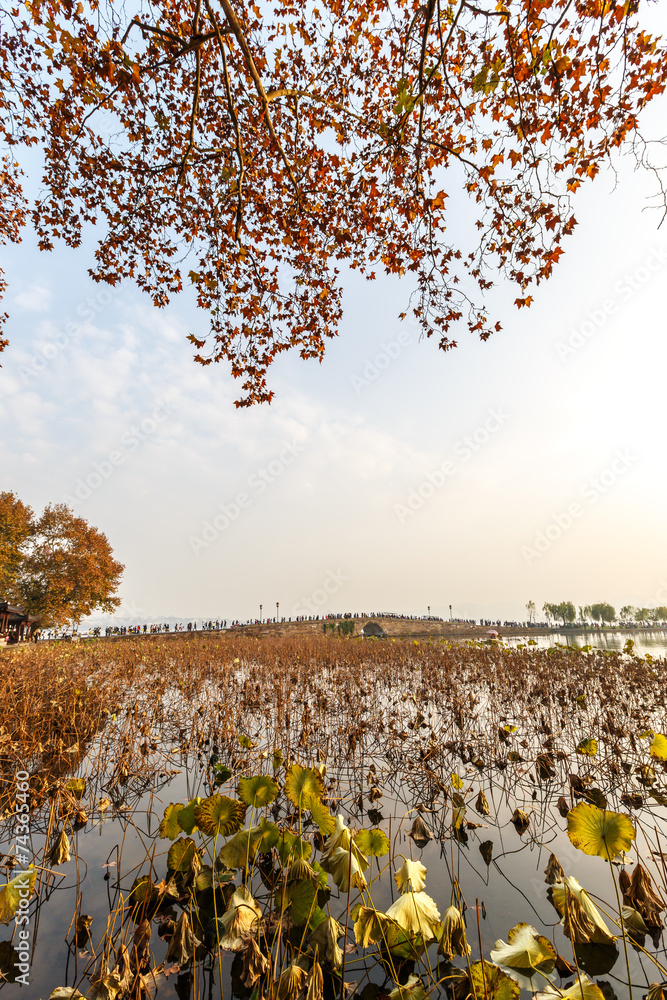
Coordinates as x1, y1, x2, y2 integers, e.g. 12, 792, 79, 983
259, 604, 262, 623
449, 604, 452, 620
276, 601, 279, 622
427, 606, 430, 617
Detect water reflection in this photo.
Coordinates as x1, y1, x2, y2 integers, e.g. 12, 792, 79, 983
505, 631, 667, 657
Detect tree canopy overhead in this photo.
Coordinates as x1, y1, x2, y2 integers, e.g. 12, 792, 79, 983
2, 0, 665, 403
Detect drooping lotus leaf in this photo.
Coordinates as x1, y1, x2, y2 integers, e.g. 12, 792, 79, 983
385, 890, 440, 941
241, 935, 269, 989
567, 803, 635, 861
284, 764, 324, 808
355, 828, 390, 858
534, 974, 605, 1000
48, 991, 86, 999
320, 815, 369, 872
167, 837, 200, 874
159, 802, 185, 840
216, 885, 262, 950
489, 922, 556, 990
237, 774, 279, 808
551, 876, 616, 945
388, 975, 428, 1000
0, 867, 37, 924
286, 878, 318, 925
621, 904, 649, 937
288, 857, 317, 882
437, 905, 470, 960
320, 846, 367, 893
408, 815, 433, 848
476, 790, 490, 816
48, 830, 71, 866
465, 961, 520, 1000
353, 905, 393, 948
309, 797, 336, 835
177, 797, 202, 835
544, 853, 565, 885
321, 814, 352, 856
274, 961, 308, 1000
650, 733, 667, 760
576, 739, 598, 756
451, 773, 463, 790
510, 808, 530, 834
194, 794, 247, 837
306, 951, 324, 1000
165, 911, 202, 966
308, 916, 343, 969
394, 859, 427, 894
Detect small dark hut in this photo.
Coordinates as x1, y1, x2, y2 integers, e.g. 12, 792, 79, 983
361, 620, 386, 638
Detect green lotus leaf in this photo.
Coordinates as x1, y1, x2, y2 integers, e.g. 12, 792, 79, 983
286, 877, 318, 926
388, 975, 428, 1000
534, 975, 605, 1000
217, 819, 280, 868
650, 733, 667, 760
284, 764, 324, 808
159, 802, 185, 840
309, 797, 336, 835
237, 774, 279, 808
194, 794, 247, 837
177, 797, 202, 835
577, 739, 598, 756
466, 961, 520, 1000
65, 778, 86, 799
354, 829, 390, 857
167, 837, 199, 873
0, 867, 37, 924
567, 803, 635, 861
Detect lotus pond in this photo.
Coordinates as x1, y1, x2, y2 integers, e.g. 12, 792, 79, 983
1, 633, 666, 1000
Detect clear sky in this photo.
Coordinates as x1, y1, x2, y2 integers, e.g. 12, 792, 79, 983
2, 66, 667, 625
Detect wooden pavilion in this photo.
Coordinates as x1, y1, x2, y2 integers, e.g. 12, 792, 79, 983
0, 602, 39, 644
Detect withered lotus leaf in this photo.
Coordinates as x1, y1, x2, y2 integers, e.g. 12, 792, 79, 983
437, 905, 471, 961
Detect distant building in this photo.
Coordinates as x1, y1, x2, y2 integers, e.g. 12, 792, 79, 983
361, 620, 386, 638
0, 602, 39, 644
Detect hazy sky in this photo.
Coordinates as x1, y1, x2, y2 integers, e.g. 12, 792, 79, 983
2, 61, 667, 625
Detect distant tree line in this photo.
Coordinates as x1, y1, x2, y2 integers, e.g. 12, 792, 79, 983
536, 601, 667, 626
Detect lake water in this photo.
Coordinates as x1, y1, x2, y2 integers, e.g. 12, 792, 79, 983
503, 630, 667, 657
